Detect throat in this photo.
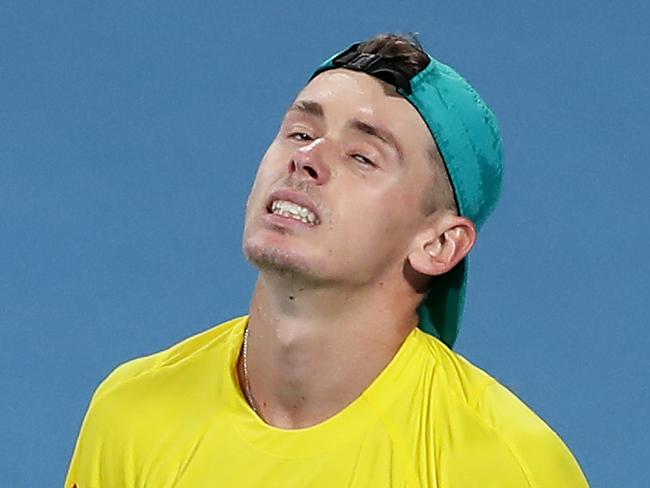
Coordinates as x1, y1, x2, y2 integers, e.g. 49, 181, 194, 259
242, 277, 418, 428
239, 320, 405, 430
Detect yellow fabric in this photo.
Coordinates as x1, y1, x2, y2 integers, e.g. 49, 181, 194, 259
65, 316, 589, 487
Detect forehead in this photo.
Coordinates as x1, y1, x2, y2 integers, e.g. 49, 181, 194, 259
295, 69, 432, 145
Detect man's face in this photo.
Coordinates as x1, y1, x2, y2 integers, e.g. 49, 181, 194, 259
243, 69, 437, 287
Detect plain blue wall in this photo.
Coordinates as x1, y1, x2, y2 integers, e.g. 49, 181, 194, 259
2, 1, 648, 486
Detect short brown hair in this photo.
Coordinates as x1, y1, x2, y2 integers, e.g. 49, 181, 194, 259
358, 33, 458, 215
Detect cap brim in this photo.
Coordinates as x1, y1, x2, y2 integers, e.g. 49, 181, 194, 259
417, 258, 467, 348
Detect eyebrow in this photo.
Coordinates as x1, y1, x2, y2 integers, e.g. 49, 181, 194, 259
287, 99, 403, 162
288, 100, 324, 118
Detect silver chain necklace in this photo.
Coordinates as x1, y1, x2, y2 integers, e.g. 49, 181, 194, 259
242, 326, 260, 414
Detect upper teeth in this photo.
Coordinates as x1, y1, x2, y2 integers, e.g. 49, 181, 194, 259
271, 200, 319, 225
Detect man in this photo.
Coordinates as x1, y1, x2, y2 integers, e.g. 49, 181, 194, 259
66, 34, 589, 487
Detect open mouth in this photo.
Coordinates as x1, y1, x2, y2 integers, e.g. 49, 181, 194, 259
267, 200, 319, 225
266, 190, 321, 226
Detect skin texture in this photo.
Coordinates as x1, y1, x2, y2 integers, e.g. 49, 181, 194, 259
240, 69, 476, 429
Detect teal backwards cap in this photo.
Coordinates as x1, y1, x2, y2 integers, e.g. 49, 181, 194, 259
312, 42, 504, 348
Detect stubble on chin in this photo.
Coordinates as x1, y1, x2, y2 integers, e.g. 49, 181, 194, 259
243, 241, 310, 277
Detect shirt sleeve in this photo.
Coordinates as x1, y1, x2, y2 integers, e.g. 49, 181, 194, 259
64, 383, 120, 487
64, 356, 154, 488
476, 381, 590, 487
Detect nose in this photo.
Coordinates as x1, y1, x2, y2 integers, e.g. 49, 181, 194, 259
288, 139, 331, 185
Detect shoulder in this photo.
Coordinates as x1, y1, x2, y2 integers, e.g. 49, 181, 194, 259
420, 334, 589, 487
473, 380, 589, 486
93, 315, 246, 401
65, 315, 247, 485
416, 330, 495, 407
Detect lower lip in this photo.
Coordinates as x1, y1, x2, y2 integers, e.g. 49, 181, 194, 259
263, 212, 318, 229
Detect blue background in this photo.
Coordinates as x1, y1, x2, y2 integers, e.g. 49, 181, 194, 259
2, 1, 648, 486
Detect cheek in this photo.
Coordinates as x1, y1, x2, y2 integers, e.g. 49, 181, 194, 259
345, 187, 419, 238
245, 172, 265, 212
247, 146, 285, 205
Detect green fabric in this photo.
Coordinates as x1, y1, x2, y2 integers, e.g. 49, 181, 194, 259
313, 48, 503, 348
403, 57, 503, 229
417, 259, 467, 347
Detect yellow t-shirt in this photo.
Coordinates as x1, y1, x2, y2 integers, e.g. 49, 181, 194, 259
65, 316, 589, 487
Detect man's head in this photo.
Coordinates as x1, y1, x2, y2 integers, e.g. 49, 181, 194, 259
243, 33, 502, 346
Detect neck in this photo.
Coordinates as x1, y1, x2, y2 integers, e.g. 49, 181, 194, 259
239, 271, 420, 429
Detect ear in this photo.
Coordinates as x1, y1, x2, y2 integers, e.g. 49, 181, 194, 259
408, 214, 477, 277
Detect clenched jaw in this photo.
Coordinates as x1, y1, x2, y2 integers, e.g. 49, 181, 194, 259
265, 189, 321, 226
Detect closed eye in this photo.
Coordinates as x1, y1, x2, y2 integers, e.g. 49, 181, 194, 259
351, 154, 376, 167
288, 132, 314, 142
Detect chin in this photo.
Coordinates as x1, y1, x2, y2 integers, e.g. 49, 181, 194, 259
244, 239, 312, 275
